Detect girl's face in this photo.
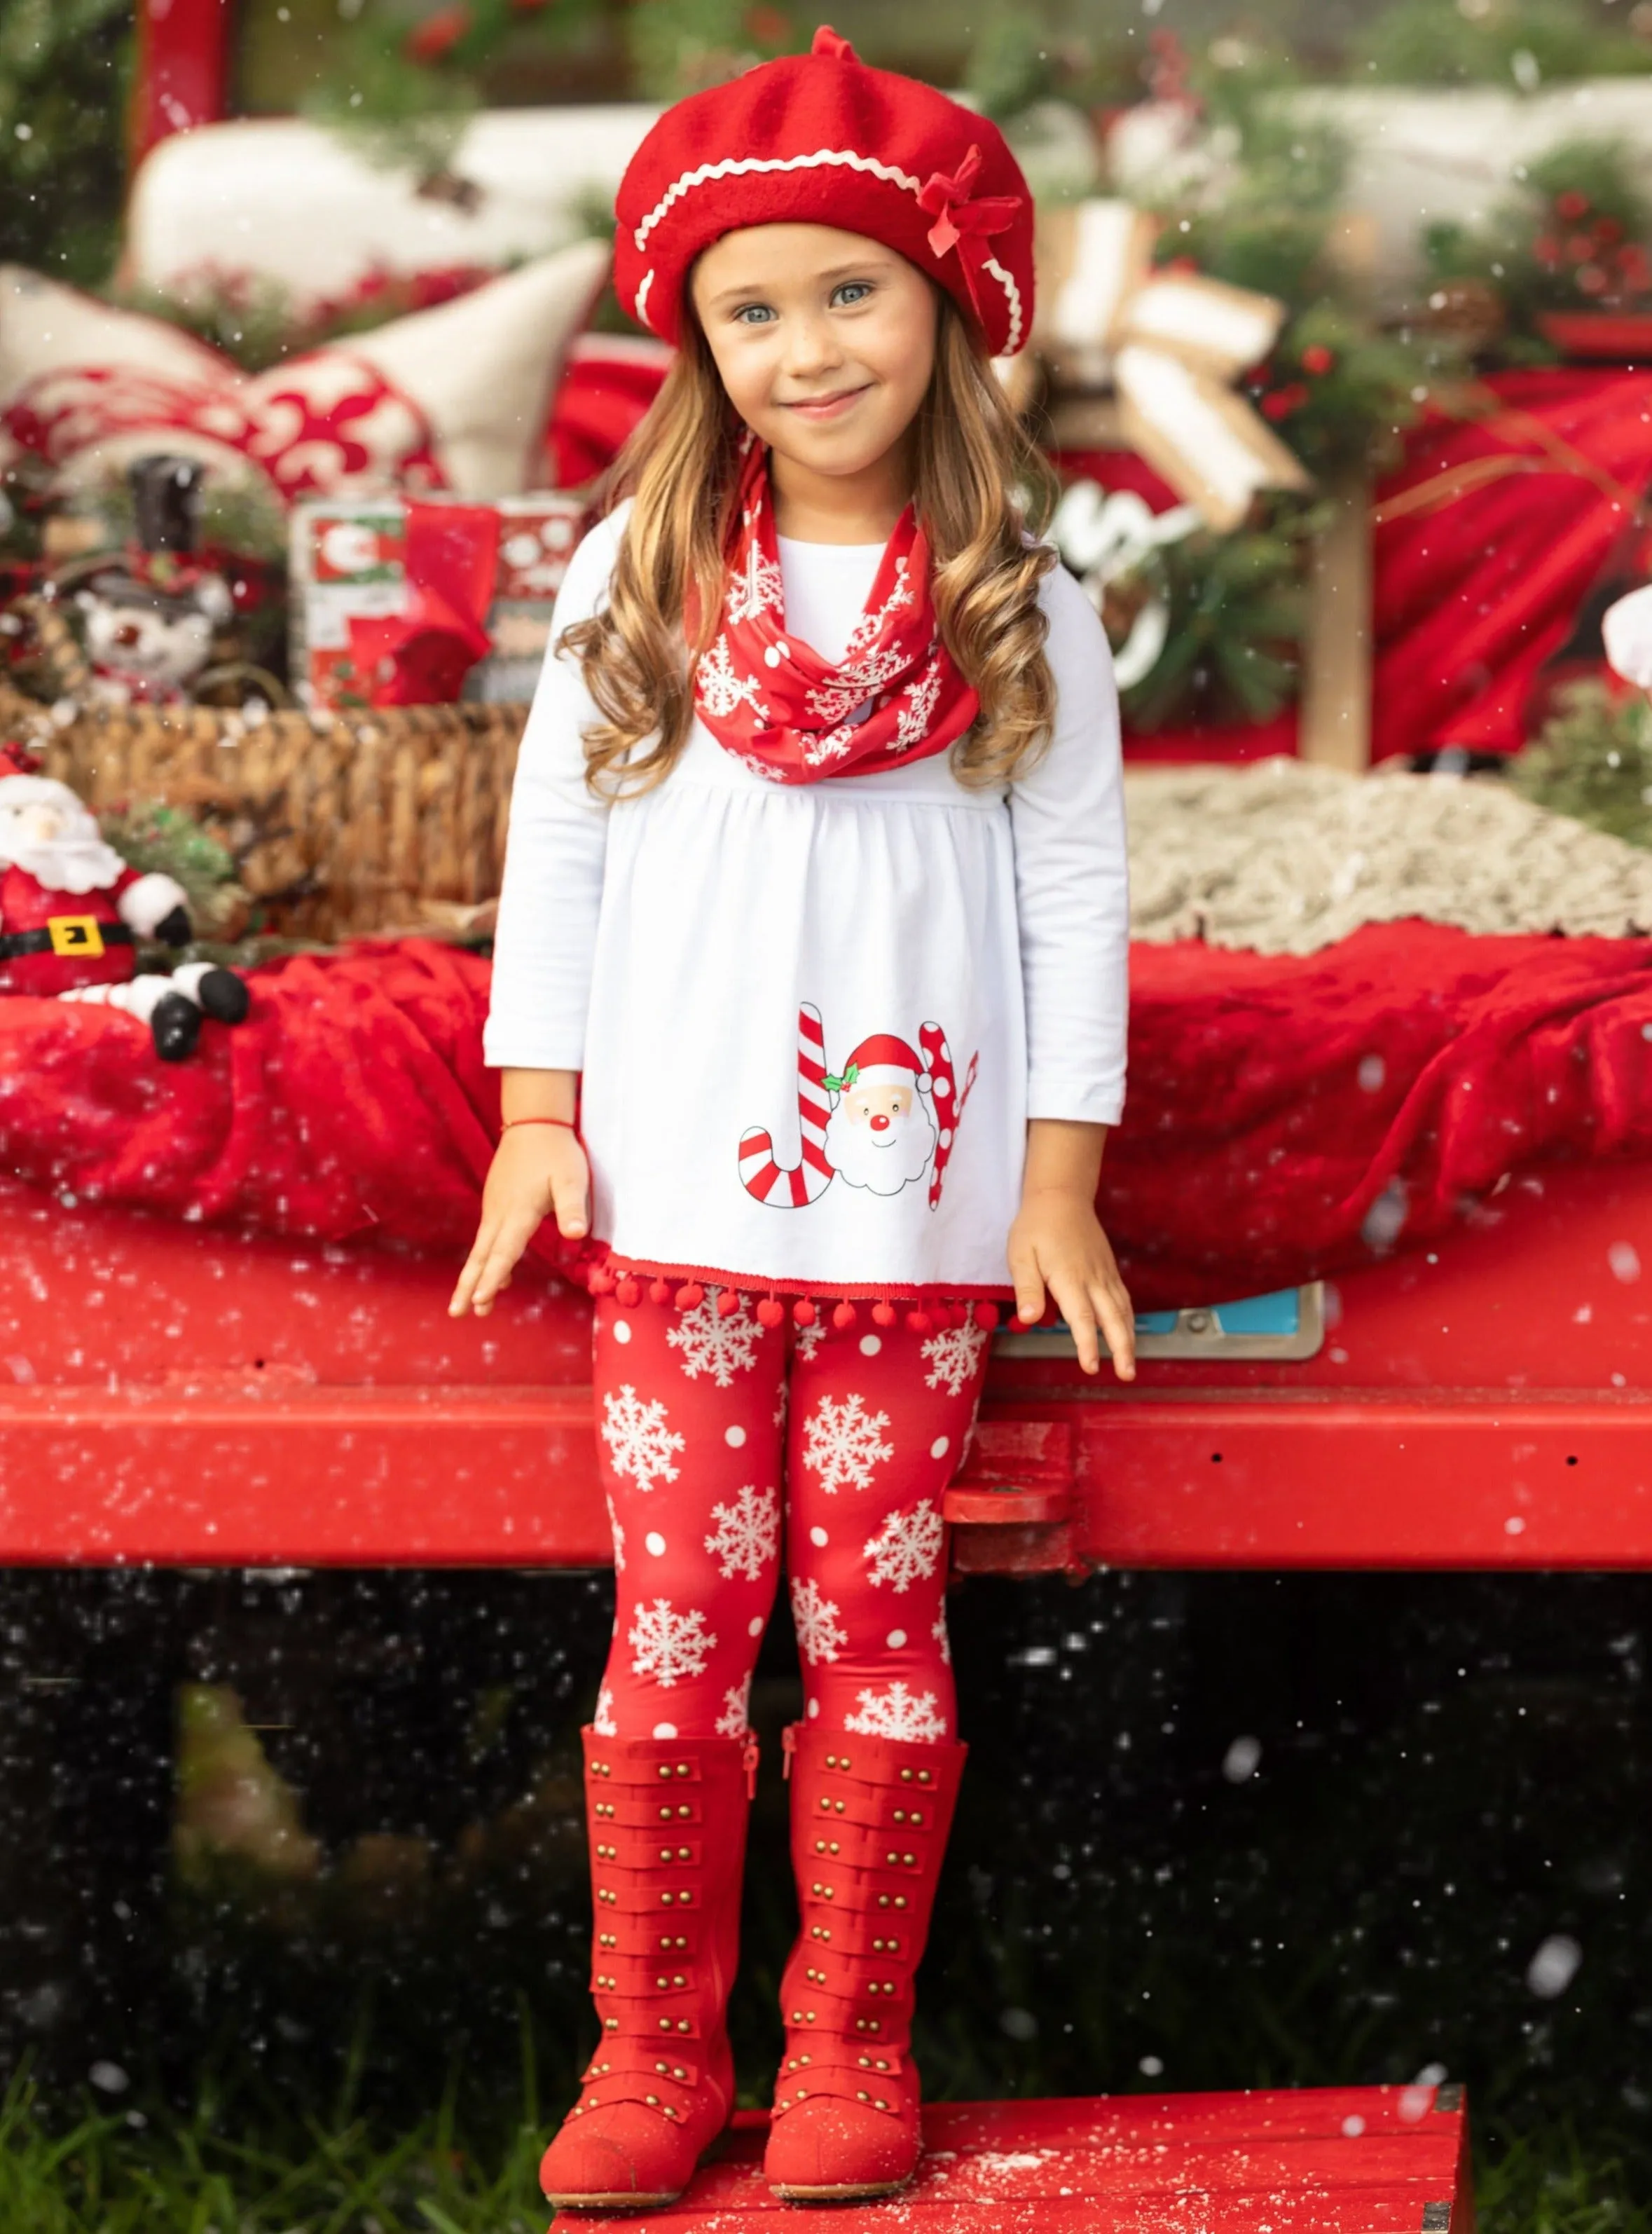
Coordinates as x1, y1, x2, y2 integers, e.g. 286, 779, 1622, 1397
689, 223, 938, 487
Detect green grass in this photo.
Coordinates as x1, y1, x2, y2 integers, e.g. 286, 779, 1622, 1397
5, 2071, 1649, 2234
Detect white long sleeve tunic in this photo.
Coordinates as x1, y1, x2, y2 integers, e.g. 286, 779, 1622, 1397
484, 497, 1129, 1301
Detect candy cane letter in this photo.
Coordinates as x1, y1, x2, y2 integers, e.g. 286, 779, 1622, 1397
738, 1002, 834, 1207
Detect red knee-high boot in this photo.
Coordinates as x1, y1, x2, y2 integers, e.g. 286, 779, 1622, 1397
763, 1722, 967, 2201
539, 1725, 757, 2212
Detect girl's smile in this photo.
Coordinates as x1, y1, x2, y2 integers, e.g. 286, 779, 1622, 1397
780, 383, 872, 420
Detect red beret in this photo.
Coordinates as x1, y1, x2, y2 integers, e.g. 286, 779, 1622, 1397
613, 26, 1035, 359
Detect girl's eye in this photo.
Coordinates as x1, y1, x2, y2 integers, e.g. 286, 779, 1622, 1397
833, 282, 872, 306
734, 304, 775, 326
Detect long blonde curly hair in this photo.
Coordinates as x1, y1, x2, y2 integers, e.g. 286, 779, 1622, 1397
560, 286, 1062, 798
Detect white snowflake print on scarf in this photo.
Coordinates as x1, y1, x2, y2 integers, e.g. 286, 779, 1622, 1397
593, 1685, 618, 1736
862, 1500, 945, 1594
666, 1289, 766, 1388
725, 529, 785, 627
704, 1484, 780, 1582
800, 558, 918, 727
844, 1681, 949, 1742
932, 1605, 952, 1666
628, 1598, 717, 1688
696, 633, 771, 722
715, 1673, 754, 1739
801, 1392, 893, 1495
790, 1577, 848, 1666
600, 1385, 685, 1492
892, 651, 944, 753
921, 1318, 989, 1399
605, 1494, 626, 1572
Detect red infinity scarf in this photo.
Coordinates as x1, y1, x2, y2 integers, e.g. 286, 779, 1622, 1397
688, 436, 979, 783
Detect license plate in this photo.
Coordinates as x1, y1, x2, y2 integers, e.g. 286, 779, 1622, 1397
995, 1283, 1325, 1362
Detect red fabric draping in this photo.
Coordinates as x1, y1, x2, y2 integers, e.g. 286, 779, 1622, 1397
1372, 369, 1652, 761
6, 928, 1652, 1307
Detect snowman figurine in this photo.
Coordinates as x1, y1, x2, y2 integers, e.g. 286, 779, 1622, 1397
0, 742, 249, 1061
77, 455, 233, 706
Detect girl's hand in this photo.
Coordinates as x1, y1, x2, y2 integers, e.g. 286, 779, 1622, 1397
450, 1127, 590, 1318
1007, 1116, 1136, 1379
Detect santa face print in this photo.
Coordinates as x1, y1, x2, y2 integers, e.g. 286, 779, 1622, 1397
739, 1003, 973, 1212
825, 1074, 937, 1196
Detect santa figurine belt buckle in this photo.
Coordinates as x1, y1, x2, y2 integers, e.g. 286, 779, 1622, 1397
48, 914, 104, 958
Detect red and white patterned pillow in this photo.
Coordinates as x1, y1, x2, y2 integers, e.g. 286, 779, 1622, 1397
0, 240, 609, 505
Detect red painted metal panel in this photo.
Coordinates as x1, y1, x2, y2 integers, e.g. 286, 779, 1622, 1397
131, 0, 235, 163
2, 1157, 1651, 1568
581, 2085, 1470, 2231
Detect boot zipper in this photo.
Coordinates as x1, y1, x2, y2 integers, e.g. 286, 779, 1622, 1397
782, 1722, 798, 1781
742, 1732, 759, 1800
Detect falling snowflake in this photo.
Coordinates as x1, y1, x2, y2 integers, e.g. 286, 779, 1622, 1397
594, 1685, 618, 1736
605, 1494, 626, 1572
600, 1384, 685, 1491
801, 1392, 893, 1495
705, 1484, 780, 1581
921, 1318, 989, 1398
790, 1577, 848, 1666
932, 1606, 952, 1666
696, 633, 771, 721
844, 1682, 948, 1742
863, 1500, 945, 1594
666, 1290, 766, 1387
716, 1673, 754, 1739
628, 1598, 716, 1688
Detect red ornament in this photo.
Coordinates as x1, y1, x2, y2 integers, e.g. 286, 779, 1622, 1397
1555, 188, 1591, 221
1300, 343, 1335, 376
406, 6, 472, 64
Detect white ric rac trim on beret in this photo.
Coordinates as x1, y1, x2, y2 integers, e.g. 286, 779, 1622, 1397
632, 148, 926, 252
628, 146, 1025, 350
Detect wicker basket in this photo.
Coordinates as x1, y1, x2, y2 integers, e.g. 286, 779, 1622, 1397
1, 683, 528, 941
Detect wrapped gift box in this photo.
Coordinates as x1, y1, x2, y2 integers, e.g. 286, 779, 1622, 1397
289, 491, 586, 711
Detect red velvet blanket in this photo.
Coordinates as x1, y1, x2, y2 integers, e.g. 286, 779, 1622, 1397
5, 927, 1652, 1307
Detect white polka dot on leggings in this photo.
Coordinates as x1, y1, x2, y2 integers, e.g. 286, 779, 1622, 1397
859, 1334, 881, 1357
807, 1698, 820, 1718
930, 1434, 949, 1459
886, 1629, 907, 1650
613, 1319, 632, 1345
645, 1530, 666, 1556
809, 1526, 829, 1548
749, 1615, 765, 1637
652, 1721, 677, 1739
725, 1424, 746, 1448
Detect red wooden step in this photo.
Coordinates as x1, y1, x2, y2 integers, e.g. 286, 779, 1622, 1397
560, 2083, 1473, 2230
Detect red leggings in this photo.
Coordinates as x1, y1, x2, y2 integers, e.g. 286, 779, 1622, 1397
591, 1291, 993, 1746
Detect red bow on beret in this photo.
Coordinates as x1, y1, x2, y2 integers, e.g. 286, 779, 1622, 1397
918, 144, 1024, 337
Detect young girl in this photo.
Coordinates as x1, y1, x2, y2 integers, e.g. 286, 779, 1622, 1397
450, 26, 1134, 2210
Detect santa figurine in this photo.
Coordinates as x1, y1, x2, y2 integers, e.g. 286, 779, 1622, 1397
0, 742, 249, 1060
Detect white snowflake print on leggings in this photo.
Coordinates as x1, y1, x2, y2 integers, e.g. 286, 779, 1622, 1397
590, 1292, 991, 1741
